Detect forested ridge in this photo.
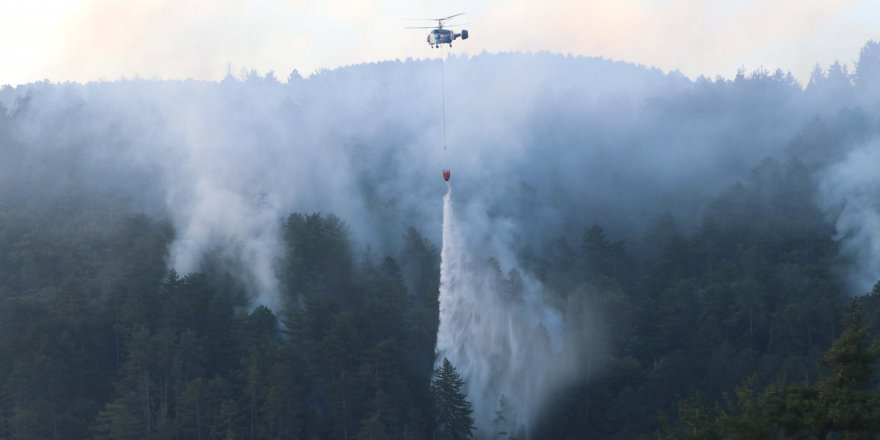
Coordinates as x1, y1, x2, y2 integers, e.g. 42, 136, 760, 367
4, 43, 880, 439
1, 154, 878, 439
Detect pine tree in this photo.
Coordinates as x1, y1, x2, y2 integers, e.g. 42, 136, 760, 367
670, 299, 880, 439
820, 299, 876, 386
431, 358, 475, 440
774, 301, 871, 438
356, 411, 390, 440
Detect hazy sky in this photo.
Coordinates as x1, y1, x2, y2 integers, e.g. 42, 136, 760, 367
2, 0, 879, 86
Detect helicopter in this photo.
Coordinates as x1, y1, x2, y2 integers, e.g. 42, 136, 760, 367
406, 13, 469, 48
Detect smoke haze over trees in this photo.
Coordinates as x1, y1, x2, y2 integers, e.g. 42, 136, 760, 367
3, 41, 880, 438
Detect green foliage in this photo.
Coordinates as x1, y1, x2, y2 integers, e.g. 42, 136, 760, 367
282, 212, 354, 304
662, 299, 880, 439
534, 157, 851, 439
581, 224, 633, 290
432, 358, 475, 440
0, 151, 874, 440
356, 411, 390, 440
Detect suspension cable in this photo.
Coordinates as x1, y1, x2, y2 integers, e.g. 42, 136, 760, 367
440, 44, 448, 164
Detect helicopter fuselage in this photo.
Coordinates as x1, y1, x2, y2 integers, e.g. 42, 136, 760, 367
427, 28, 468, 47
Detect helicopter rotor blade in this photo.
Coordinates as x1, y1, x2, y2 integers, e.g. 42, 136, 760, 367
402, 13, 464, 22
404, 26, 436, 29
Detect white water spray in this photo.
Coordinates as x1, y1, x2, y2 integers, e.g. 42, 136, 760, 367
436, 186, 573, 438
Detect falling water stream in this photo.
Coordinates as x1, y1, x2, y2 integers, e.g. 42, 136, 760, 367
436, 186, 571, 438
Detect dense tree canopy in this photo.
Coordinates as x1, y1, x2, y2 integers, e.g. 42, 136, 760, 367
0, 152, 878, 439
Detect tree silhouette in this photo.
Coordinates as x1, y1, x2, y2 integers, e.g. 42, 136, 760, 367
431, 358, 475, 440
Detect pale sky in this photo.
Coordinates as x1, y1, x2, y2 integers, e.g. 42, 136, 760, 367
1, 0, 879, 86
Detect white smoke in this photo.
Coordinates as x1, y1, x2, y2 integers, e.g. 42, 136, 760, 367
5, 45, 878, 308
818, 141, 880, 293
166, 178, 284, 309
436, 186, 576, 437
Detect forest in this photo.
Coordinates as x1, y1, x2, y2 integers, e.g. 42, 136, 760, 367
3, 42, 880, 439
